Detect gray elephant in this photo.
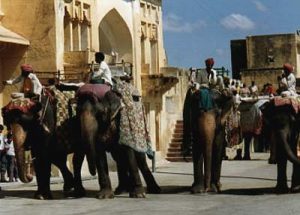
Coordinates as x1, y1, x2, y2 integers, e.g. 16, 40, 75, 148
260, 97, 300, 193
2, 94, 76, 200
74, 83, 156, 199
183, 88, 234, 193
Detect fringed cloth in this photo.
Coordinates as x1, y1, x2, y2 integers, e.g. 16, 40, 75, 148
2, 98, 35, 114
225, 109, 242, 148
114, 78, 153, 158
44, 86, 76, 127
44, 86, 77, 148
272, 96, 300, 113
239, 99, 268, 135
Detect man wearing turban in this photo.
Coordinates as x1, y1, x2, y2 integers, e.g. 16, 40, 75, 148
3, 64, 43, 98
190, 58, 217, 89
278, 63, 297, 96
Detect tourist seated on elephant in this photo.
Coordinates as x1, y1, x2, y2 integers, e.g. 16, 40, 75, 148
88, 52, 113, 86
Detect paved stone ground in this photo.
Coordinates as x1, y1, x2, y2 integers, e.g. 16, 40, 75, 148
0, 153, 299, 215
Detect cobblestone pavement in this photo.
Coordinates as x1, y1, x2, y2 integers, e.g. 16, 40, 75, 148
0, 153, 299, 215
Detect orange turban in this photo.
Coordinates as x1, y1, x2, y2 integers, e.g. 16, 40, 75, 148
283, 63, 293, 73
20, 64, 33, 72
205, 58, 214, 67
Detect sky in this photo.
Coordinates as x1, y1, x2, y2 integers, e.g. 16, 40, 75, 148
162, 0, 300, 72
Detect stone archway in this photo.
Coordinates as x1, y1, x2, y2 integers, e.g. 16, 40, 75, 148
99, 9, 133, 63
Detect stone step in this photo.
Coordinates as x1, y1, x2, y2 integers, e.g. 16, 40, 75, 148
171, 137, 183, 142
168, 147, 182, 152
174, 129, 183, 134
166, 157, 192, 162
169, 143, 182, 148
172, 133, 183, 138
167, 152, 184, 157
175, 124, 183, 129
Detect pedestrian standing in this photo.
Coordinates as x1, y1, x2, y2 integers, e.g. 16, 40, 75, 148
4, 132, 17, 182
0, 125, 7, 182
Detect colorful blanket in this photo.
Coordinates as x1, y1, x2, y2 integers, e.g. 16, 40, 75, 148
225, 109, 241, 147
273, 96, 300, 113
239, 99, 268, 135
2, 98, 35, 115
114, 78, 153, 157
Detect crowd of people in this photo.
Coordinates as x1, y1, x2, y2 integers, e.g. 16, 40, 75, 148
0, 125, 18, 183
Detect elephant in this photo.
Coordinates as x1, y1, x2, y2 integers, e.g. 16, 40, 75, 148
260, 98, 300, 193
2, 95, 76, 200
183, 87, 234, 193
74, 83, 154, 199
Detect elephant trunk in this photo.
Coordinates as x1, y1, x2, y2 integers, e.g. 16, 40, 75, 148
10, 123, 33, 183
279, 130, 300, 165
80, 109, 98, 176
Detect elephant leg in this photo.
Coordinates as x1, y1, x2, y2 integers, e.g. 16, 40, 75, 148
243, 133, 252, 160
32, 150, 52, 200
204, 141, 213, 192
275, 142, 289, 193
52, 154, 74, 194
125, 147, 145, 198
111, 147, 131, 195
135, 151, 161, 194
291, 164, 300, 193
211, 128, 225, 193
191, 143, 205, 193
72, 151, 86, 197
290, 141, 300, 192
95, 148, 114, 199
268, 131, 277, 164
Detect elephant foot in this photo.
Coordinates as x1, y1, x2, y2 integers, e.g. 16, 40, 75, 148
114, 185, 129, 195
96, 189, 114, 199
275, 184, 289, 194
34, 191, 53, 200
268, 158, 277, 164
63, 181, 74, 193
291, 185, 300, 193
147, 185, 161, 194
64, 186, 86, 198
209, 183, 222, 193
129, 186, 146, 198
242, 155, 251, 160
191, 184, 205, 194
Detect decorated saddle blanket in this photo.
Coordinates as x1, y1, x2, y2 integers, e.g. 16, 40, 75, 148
3, 98, 35, 113
114, 78, 153, 157
272, 96, 300, 113
44, 86, 77, 148
44, 86, 76, 127
239, 99, 268, 135
76, 84, 111, 103
225, 109, 242, 148
2, 98, 35, 116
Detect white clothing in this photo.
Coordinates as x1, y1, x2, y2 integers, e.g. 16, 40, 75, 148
92, 61, 113, 86
4, 140, 15, 156
281, 73, 296, 94
0, 134, 4, 151
6, 73, 43, 95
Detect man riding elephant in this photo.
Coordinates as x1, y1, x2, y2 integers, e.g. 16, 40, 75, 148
183, 58, 234, 193
3, 64, 43, 100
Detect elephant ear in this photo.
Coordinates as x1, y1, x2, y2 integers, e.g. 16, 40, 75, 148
29, 102, 43, 114
105, 91, 122, 121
